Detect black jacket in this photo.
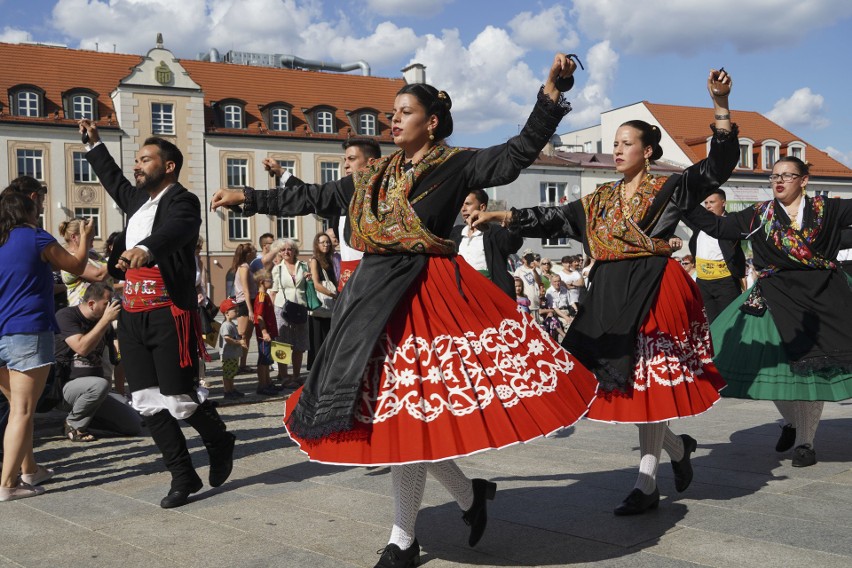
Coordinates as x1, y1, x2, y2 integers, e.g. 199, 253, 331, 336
86, 144, 201, 310
449, 222, 523, 298
686, 217, 746, 279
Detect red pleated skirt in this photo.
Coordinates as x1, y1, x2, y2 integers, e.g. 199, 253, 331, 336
587, 259, 725, 423
283, 256, 599, 466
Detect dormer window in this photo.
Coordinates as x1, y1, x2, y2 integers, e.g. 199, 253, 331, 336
359, 112, 377, 136
787, 142, 806, 162
737, 138, 754, 169
762, 139, 780, 170
10, 86, 44, 117
315, 109, 334, 134
223, 103, 244, 129
269, 106, 290, 131
64, 89, 98, 121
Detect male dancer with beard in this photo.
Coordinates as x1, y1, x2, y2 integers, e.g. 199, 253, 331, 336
79, 120, 235, 508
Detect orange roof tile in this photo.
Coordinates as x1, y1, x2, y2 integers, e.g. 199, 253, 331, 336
644, 102, 852, 179
0, 42, 140, 130
180, 59, 403, 141
0, 42, 404, 142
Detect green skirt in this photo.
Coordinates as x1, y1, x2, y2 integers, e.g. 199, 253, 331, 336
710, 279, 852, 401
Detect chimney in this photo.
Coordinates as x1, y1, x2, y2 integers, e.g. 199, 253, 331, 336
401, 63, 426, 84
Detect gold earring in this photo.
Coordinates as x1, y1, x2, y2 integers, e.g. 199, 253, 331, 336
428, 129, 435, 141
644, 158, 650, 172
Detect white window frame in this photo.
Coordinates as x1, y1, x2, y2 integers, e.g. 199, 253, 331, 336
16, 149, 44, 180
788, 142, 806, 162
359, 112, 377, 136
276, 217, 297, 240
228, 210, 251, 241
539, 182, 564, 206
542, 237, 569, 247
737, 139, 754, 169
74, 207, 101, 239
762, 140, 780, 170
223, 104, 243, 129
72, 151, 97, 183
270, 107, 289, 131
320, 161, 340, 184
226, 158, 249, 188
71, 94, 95, 120
316, 110, 334, 134
15, 90, 40, 117
151, 103, 175, 135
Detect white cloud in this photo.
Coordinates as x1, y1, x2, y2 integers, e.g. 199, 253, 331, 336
0, 26, 33, 43
408, 26, 537, 136
766, 87, 830, 130
508, 6, 579, 52
572, 0, 852, 54
565, 41, 618, 129
366, 0, 453, 17
825, 147, 852, 167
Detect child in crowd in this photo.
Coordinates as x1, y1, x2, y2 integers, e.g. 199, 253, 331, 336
514, 277, 531, 314
218, 298, 245, 399
253, 270, 280, 396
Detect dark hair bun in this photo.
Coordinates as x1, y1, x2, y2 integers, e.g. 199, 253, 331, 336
620, 120, 664, 161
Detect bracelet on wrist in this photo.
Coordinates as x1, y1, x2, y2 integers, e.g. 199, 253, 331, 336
714, 113, 730, 120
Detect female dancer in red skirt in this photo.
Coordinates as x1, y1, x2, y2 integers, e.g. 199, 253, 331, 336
472, 69, 739, 515
212, 54, 598, 567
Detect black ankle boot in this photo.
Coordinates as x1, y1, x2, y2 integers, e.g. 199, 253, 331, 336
613, 487, 660, 516
776, 424, 796, 452
184, 401, 235, 487
671, 434, 697, 493
146, 410, 202, 508
462, 478, 496, 547
206, 432, 236, 488
374, 538, 420, 568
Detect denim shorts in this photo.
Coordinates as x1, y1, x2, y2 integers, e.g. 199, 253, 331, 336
0, 331, 55, 372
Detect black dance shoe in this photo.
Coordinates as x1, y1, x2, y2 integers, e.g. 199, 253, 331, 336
207, 432, 236, 488
776, 424, 797, 452
671, 434, 698, 493
613, 487, 660, 516
374, 539, 420, 568
792, 444, 817, 468
160, 478, 203, 509
462, 478, 497, 547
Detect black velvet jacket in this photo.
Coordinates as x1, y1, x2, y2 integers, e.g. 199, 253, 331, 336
244, 88, 571, 438
688, 196, 852, 373
86, 144, 201, 311
449, 222, 524, 298
686, 219, 746, 279
508, 126, 740, 391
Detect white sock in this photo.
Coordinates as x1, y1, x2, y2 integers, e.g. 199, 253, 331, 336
426, 461, 474, 511
635, 423, 666, 495
774, 400, 796, 427
388, 464, 427, 550
793, 401, 824, 449
661, 422, 684, 462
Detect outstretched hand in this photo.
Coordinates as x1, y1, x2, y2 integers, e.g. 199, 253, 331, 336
78, 119, 100, 145
707, 68, 732, 101
468, 210, 508, 230
210, 189, 244, 211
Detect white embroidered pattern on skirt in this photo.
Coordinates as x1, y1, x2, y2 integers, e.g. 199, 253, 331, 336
632, 320, 714, 391
355, 314, 574, 424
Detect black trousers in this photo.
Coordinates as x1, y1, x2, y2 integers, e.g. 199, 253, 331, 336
117, 307, 197, 395
696, 276, 742, 323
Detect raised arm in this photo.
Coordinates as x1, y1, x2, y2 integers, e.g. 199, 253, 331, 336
80, 120, 135, 213
470, 200, 585, 242
210, 175, 353, 218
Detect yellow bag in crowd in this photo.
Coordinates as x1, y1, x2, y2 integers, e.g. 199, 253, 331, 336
271, 341, 293, 364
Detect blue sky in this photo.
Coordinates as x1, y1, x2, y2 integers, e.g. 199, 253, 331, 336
3, 0, 852, 165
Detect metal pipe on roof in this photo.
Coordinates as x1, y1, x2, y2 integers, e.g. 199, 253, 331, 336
278, 55, 370, 76
198, 48, 221, 63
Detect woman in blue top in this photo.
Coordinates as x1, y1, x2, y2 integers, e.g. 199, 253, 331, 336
0, 192, 93, 501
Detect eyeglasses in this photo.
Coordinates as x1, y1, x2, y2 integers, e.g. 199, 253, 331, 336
768, 173, 802, 183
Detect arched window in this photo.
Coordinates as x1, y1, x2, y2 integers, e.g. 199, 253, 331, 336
315, 110, 334, 134
359, 112, 377, 136
223, 103, 244, 129
762, 139, 780, 170
787, 142, 806, 162
11, 88, 42, 117
269, 107, 289, 131
70, 94, 95, 120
